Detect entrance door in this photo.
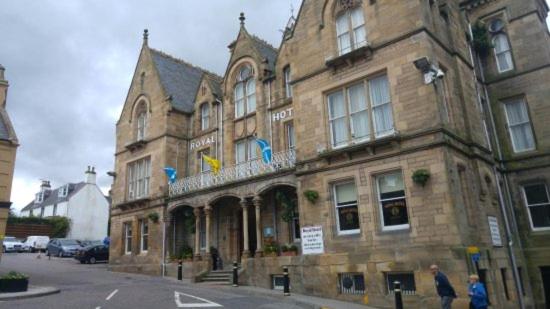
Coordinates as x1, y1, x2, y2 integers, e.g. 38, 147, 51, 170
541, 266, 550, 309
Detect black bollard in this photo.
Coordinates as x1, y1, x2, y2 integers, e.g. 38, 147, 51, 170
283, 266, 290, 296
394, 281, 403, 309
232, 261, 238, 287
177, 259, 183, 281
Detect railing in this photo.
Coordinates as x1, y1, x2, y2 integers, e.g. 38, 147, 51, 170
169, 149, 296, 197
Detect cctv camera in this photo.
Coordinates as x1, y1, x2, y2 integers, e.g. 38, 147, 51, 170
435, 69, 445, 78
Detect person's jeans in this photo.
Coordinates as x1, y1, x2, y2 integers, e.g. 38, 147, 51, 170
441, 296, 454, 309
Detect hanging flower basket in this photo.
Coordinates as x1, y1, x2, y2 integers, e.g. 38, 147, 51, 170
412, 169, 431, 187
303, 190, 319, 204
148, 212, 159, 223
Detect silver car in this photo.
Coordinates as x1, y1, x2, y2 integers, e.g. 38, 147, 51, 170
2, 236, 24, 253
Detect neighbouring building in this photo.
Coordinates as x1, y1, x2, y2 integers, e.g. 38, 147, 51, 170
109, 1, 550, 308
0, 64, 19, 260
20, 167, 110, 241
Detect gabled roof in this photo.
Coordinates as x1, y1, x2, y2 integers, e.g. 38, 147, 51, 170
250, 35, 278, 73
204, 73, 223, 99
150, 49, 221, 114
20, 182, 86, 212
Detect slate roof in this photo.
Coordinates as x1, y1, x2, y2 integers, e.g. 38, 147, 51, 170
150, 49, 221, 114
204, 73, 223, 99
20, 182, 86, 212
0, 112, 8, 140
250, 35, 278, 73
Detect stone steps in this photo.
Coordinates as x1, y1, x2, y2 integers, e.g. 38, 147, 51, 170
199, 270, 233, 284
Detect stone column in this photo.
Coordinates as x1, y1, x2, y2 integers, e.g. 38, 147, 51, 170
204, 205, 212, 256
253, 196, 263, 257
241, 198, 250, 258
193, 207, 201, 260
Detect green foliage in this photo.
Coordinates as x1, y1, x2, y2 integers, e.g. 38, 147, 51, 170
1, 271, 28, 280
472, 21, 492, 57
147, 212, 159, 223
412, 169, 431, 187
263, 240, 279, 255
303, 190, 319, 204
276, 191, 297, 223
179, 245, 194, 260
182, 208, 196, 234
281, 243, 298, 252
7, 216, 70, 237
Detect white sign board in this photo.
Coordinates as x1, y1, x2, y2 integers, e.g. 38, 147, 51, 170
301, 226, 324, 255
488, 216, 503, 247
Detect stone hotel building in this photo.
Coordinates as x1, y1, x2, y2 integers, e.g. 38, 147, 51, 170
109, 0, 550, 307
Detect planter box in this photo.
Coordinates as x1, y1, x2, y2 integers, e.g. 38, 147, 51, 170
0, 278, 29, 293
281, 251, 297, 256
264, 252, 278, 257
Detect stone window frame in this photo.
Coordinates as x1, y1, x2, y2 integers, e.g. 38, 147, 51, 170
325, 73, 395, 150
284, 120, 295, 151
334, 1, 367, 56
482, 13, 516, 74
127, 156, 151, 201
123, 221, 133, 255
134, 100, 149, 141
198, 148, 211, 173
283, 65, 292, 99
200, 102, 210, 131
233, 64, 257, 119
501, 96, 536, 154
139, 218, 149, 254
521, 182, 550, 232
234, 136, 258, 165
373, 169, 410, 232
331, 179, 361, 236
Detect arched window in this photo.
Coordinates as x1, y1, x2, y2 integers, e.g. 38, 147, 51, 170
493, 34, 513, 73
234, 65, 256, 118
135, 101, 148, 141
336, 5, 366, 55
200, 103, 210, 130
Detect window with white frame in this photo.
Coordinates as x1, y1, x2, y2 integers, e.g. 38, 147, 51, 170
522, 184, 550, 230
284, 66, 292, 98
235, 137, 257, 164
493, 34, 514, 73
58, 184, 69, 198
328, 75, 393, 148
286, 122, 295, 150
200, 103, 210, 130
503, 98, 535, 153
199, 149, 211, 173
333, 182, 360, 235
127, 157, 151, 200
377, 171, 409, 230
234, 65, 256, 118
336, 6, 366, 55
140, 219, 148, 252
35, 192, 44, 203
137, 110, 147, 141
124, 222, 132, 254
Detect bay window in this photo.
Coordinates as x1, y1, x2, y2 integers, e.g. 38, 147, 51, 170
328, 75, 393, 148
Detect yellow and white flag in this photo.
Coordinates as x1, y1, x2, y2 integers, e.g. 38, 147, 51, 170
202, 154, 221, 174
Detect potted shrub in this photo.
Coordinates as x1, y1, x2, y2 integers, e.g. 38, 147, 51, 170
412, 169, 431, 187
148, 212, 159, 223
281, 244, 298, 256
0, 271, 29, 293
181, 245, 194, 262
263, 240, 279, 257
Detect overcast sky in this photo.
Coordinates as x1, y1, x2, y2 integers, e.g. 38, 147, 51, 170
1, 1, 549, 213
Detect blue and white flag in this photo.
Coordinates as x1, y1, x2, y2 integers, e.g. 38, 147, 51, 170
255, 138, 272, 164
163, 167, 177, 184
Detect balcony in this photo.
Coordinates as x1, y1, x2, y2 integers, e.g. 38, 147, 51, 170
169, 149, 296, 197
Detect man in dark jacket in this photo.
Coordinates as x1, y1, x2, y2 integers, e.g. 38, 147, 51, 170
430, 264, 457, 309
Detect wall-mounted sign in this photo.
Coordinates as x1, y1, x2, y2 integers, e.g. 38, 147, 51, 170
273, 108, 293, 122
190, 135, 215, 150
301, 226, 324, 255
487, 216, 503, 247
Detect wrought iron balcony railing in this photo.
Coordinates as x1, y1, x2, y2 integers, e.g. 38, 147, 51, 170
169, 149, 296, 197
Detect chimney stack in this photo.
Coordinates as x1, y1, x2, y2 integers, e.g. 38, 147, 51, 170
0, 64, 8, 109
85, 165, 97, 184
40, 180, 51, 192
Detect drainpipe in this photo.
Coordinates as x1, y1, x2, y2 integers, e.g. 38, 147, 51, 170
464, 14, 525, 309
162, 216, 166, 277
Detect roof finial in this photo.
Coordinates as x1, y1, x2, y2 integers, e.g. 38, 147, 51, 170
143, 29, 149, 46
239, 12, 245, 27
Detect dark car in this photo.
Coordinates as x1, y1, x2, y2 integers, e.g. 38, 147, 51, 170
46, 238, 82, 257
74, 245, 109, 264
78, 240, 103, 247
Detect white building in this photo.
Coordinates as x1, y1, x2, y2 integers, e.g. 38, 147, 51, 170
20, 166, 110, 240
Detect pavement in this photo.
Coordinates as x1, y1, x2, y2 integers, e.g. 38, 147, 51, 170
0, 285, 60, 301
0, 252, 377, 309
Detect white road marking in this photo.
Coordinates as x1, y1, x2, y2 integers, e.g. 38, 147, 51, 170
95, 307, 101, 309
106, 289, 118, 301
174, 291, 223, 308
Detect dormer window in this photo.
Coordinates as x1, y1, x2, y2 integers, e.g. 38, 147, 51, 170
35, 192, 44, 203
58, 184, 69, 198
336, 6, 366, 56
200, 103, 210, 130
234, 65, 256, 118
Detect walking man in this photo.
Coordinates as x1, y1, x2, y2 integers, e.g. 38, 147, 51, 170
430, 264, 457, 309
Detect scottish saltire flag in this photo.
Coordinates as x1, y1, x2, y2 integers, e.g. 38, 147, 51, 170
255, 138, 272, 164
202, 154, 221, 174
163, 167, 177, 184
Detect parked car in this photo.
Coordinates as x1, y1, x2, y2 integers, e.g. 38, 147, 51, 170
2, 236, 24, 253
74, 244, 109, 264
46, 239, 82, 257
77, 240, 102, 247
23, 236, 50, 253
